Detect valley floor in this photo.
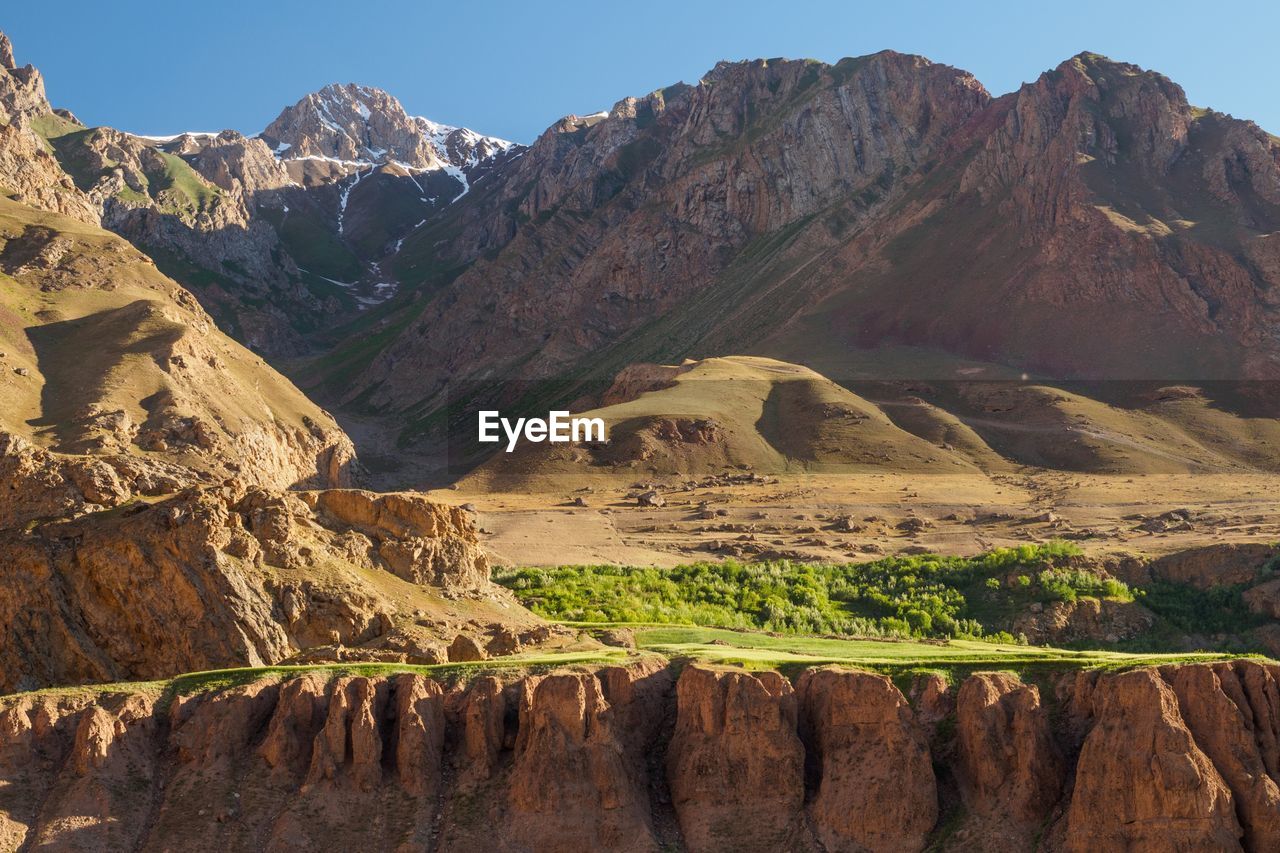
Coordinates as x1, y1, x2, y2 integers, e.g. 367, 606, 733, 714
448, 471, 1280, 567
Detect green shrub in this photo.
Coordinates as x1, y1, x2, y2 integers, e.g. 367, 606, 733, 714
493, 543, 1087, 642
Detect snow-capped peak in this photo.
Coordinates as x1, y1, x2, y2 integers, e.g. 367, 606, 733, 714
415, 115, 517, 170
258, 83, 520, 205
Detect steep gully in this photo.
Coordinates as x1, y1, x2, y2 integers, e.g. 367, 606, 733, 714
2, 658, 1279, 851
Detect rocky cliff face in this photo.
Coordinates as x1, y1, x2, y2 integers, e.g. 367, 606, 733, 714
354, 52, 991, 414
306, 50, 1280, 446
0, 481, 520, 694
845, 52, 1280, 380
0, 35, 100, 225
2, 659, 1278, 851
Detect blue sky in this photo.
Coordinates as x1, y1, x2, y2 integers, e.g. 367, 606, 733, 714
5, 1, 1278, 142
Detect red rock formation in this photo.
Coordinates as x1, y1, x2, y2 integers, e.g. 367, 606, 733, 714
1063, 668, 1243, 851
1167, 662, 1280, 852
666, 665, 805, 852
1, 662, 1280, 850
507, 672, 658, 851
797, 666, 937, 852
953, 673, 1062, 850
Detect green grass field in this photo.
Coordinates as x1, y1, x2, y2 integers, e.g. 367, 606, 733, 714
7, 625, 1250, 705
10, 649, 632, 704
626, 625, 1237, 675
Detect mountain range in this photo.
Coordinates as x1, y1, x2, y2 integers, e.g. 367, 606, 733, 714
4, 31, 1280, 477
9, 28, 1280, 851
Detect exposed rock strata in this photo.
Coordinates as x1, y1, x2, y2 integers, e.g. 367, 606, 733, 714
2, 661, 1279, 851
0, 483, 500, 693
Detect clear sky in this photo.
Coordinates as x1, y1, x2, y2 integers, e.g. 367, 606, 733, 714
4, 0, 1278, 143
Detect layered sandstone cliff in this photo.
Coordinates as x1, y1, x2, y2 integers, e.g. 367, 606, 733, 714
2, 659, 1278, 851
0, 481, 535, 694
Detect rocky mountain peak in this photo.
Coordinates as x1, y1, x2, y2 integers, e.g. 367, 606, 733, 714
258, 82, 515, 174
0, 31, 50, 125
417, 115, 517, 170
259, 82, 439, 167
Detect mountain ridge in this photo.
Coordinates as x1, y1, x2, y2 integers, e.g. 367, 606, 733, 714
3, 32, 1279, 469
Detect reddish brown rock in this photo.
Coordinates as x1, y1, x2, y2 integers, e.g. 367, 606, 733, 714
1012, 597, 1155, 645
453, 674, 506, 787
508, 672, 658, 851
666, 665, 804, 852
1244, 578, 1280, 619
1167, 662, 1280, 852
909, 672, 955, 733
19, 694, 159, 852
953, 673, 1062, 851
0, 483, 496, 693
1063, 668, 1242, 852
1148, 543, 1277, 589
393, 673, 447, 796
1, 662, 1279, 851
798, 666, 937, 852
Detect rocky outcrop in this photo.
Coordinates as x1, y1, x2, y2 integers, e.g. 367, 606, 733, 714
3, 661, 1280, 851
302, 488, 490, 591
0, 483, 498, 692
797, 667, 937, 852
1148, 543, 1277, 589
1063, 668, 1242, 851
954, 673, 1062, 848
667, 666, 805, 852
506, 666, 667, 851
0, 34, 100, 225
0, 432, 151, 528
1166, 663, 1280, 852
0, 32, 50, 126
1012, 597, 1156, 645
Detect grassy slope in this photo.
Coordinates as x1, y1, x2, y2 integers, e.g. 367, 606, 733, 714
10, 650, 631, 706
630, 625, 1233, 672
0, 196, 334, 459
6, 628, 1243, 706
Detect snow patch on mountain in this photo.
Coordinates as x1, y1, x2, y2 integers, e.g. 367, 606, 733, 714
416, 116, 517, 170
336, 167, 370, 236
133, 131, 219, 143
